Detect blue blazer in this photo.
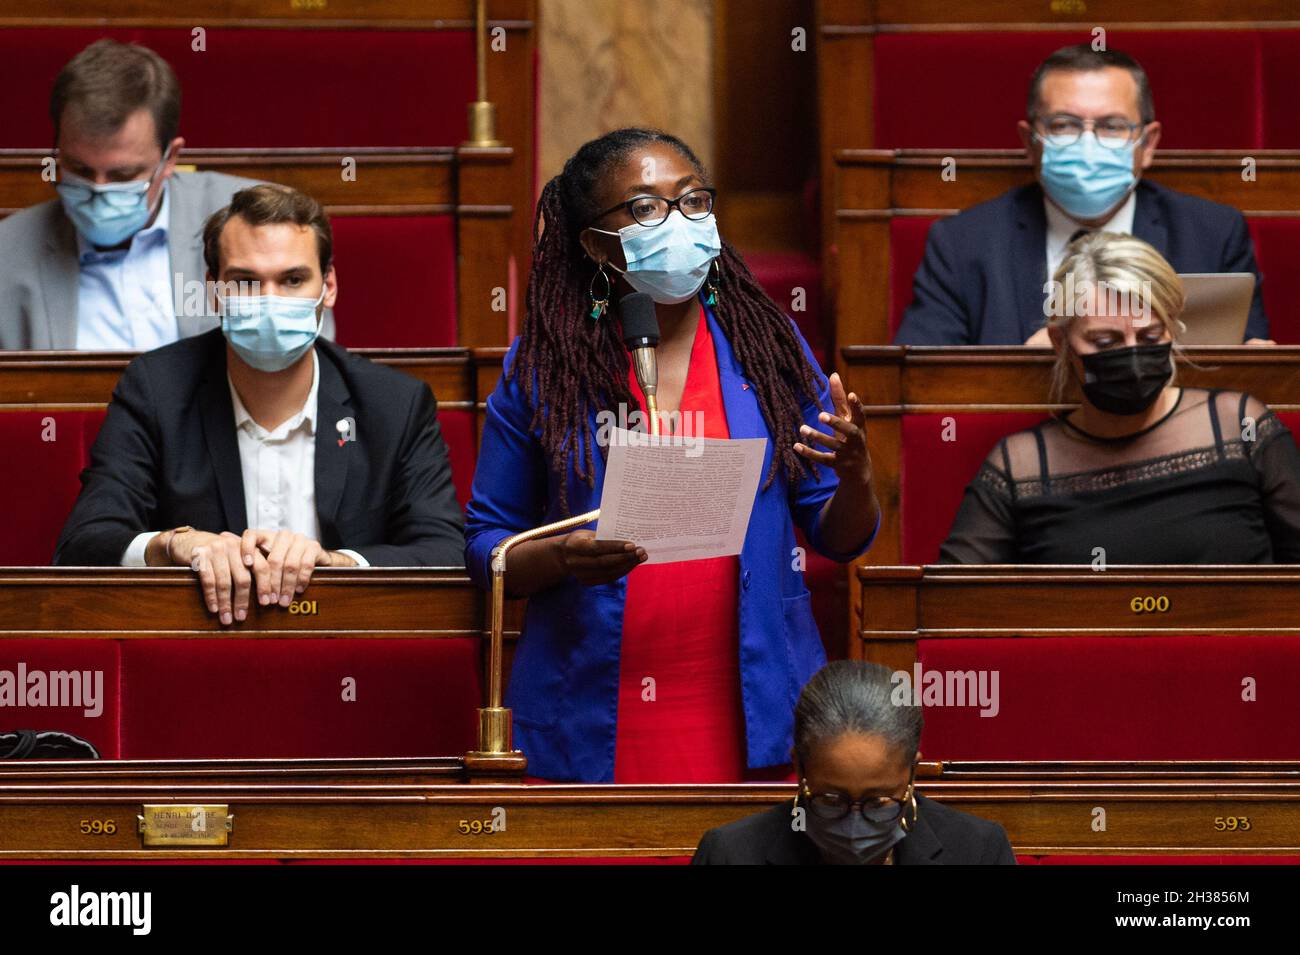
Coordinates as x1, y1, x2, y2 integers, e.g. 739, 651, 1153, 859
465, 303, 877, 782
894, 180, 1269, 345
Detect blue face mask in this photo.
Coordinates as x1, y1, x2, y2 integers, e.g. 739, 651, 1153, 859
804, 805, 909, 865
220, 285, 325, 373
1038, 132, 1137, 221
595, 211, 722, 305
55, 147, 172, 248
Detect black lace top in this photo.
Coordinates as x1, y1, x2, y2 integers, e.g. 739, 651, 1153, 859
940, 388, 1300, 564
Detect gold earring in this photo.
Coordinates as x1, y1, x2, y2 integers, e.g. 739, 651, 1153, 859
589, 262, 611, 320
704, 258, 721, 306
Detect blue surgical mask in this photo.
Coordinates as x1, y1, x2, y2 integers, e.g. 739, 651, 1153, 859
1038, 132, 1136, 221
220, 285, 326, 372
55, 146, 172, 248
594, 211, 722, 305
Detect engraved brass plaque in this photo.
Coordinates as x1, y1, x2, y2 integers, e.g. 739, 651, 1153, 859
137, 805, 233, 847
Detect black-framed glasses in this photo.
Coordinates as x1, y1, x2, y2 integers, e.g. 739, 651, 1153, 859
590, 187, 716, 228
1032, 113, 1146, 150
800, 777, 914, 823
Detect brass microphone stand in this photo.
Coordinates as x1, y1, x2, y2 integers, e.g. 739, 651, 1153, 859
465, 508, 601, 777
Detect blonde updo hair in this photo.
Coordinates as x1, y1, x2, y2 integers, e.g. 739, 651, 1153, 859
1046, 231, 1186, 403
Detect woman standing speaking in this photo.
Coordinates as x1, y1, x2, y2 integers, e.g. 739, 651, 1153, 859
465, 128, 879, 783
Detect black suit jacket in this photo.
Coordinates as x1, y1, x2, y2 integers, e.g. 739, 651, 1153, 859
691, 793, 1017, 865
894, 180, 1269, 345
54, 330, 465, 567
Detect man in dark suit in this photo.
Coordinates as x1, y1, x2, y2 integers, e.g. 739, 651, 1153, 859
894, 44, 1271, 346
55, 184, 464, 624
692, 661, 1016, 865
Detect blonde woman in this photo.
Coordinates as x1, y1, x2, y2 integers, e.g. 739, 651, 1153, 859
941, 232, 1300, 563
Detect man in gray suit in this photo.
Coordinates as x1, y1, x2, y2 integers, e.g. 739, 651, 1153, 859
0, 39, 333, 350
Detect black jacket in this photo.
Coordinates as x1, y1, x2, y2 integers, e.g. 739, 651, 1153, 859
54, 330, 465, 567
691, 793, 1017, 865
894, 180, 1269, 345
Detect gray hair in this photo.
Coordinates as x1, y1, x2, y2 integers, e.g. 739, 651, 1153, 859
793, 661, 922, 765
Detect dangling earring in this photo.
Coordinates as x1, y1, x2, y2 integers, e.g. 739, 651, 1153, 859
589, 262, 611, 320
900, 785, 918, 833
704, 258, 721, 307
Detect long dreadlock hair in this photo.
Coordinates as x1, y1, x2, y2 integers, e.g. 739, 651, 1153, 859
510, 127, 822, 510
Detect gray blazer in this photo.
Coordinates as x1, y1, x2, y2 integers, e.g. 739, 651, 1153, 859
0, 169, 335, 350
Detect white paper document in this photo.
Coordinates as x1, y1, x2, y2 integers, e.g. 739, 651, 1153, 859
595, 427, 767, 564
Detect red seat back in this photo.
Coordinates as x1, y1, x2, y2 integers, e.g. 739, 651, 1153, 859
889, 216, 937, 336
874, 31, 1266, 149
118, 638, 480, 758
332, 216, 458, 348
0, 640, 120, 757
900, 413, 1047, 564
0, 410, 104, 565
0, 28, 474, 147
919, 635, 1300, 760
1248, 218, 1300, 344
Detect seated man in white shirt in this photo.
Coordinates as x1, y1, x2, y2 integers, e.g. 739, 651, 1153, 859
54, 184, 465, 624
0, 38, 333, 349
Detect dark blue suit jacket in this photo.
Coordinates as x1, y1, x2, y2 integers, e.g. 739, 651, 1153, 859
894, 180, 1269, 345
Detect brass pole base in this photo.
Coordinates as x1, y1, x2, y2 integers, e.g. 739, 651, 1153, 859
464, 706, 526, 780
476, 705, 513, 753
463, 100, 503, 147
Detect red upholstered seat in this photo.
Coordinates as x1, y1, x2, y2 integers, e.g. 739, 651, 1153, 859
118, 638, 481, 759
874, 31, 1265, 149
331, 216, 458, 348
1247, 218, 1300, 344
745, 251, 825, 366
0, 410, 104, 565
1261, 32, 1300, 147
901, 413, 1047, 564
438, 409, 476, 511
0, 640, 119, 757
0, 28, 474, 147
918, 635, 1300, 760
889, 216, 937, 337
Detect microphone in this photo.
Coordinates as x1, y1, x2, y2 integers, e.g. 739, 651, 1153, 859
620, 291, 661, 436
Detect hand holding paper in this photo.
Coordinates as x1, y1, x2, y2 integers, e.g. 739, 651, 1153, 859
595, 427, 767, 564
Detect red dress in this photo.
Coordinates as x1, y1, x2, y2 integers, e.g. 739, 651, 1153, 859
614, 306, 748, 783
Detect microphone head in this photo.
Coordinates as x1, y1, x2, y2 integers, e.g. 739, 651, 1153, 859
619, 292, 660, 348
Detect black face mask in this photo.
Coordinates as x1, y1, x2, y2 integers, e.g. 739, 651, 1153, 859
1078, 342, 1172, 416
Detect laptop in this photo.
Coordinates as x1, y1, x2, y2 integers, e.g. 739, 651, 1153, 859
1176, 273, 1255, 345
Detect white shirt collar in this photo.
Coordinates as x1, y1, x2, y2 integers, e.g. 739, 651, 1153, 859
1044, 189, 1137, 278
76, 178, 170, 262
228, 350, 320, 441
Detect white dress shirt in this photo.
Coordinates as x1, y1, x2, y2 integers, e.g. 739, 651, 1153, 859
75, 183, 180, 351
1044, 190, 1137, 281
120, 351, 367, 567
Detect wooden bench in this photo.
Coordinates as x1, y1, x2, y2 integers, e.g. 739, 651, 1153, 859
2, 757, 1298, 858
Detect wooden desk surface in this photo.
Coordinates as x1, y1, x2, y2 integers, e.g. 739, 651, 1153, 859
0, 349, 482, 411
857, 564, 1300, 667
0, 567, 481, 638
2, 758, 1298, 858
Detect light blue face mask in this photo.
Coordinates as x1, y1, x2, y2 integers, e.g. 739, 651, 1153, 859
55, 146, 172, 248
594, 211, 722, 305
1038, 131, 1137, 221
220, 285, 325, 373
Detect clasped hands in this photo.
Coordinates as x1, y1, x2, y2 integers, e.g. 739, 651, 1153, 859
148, 528, 355, 625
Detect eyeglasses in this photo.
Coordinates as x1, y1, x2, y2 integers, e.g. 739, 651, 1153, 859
56, 146, 173, 205
591, 187, 716, 228
800, 778, 915, 823
1032, 113, 1146, 150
